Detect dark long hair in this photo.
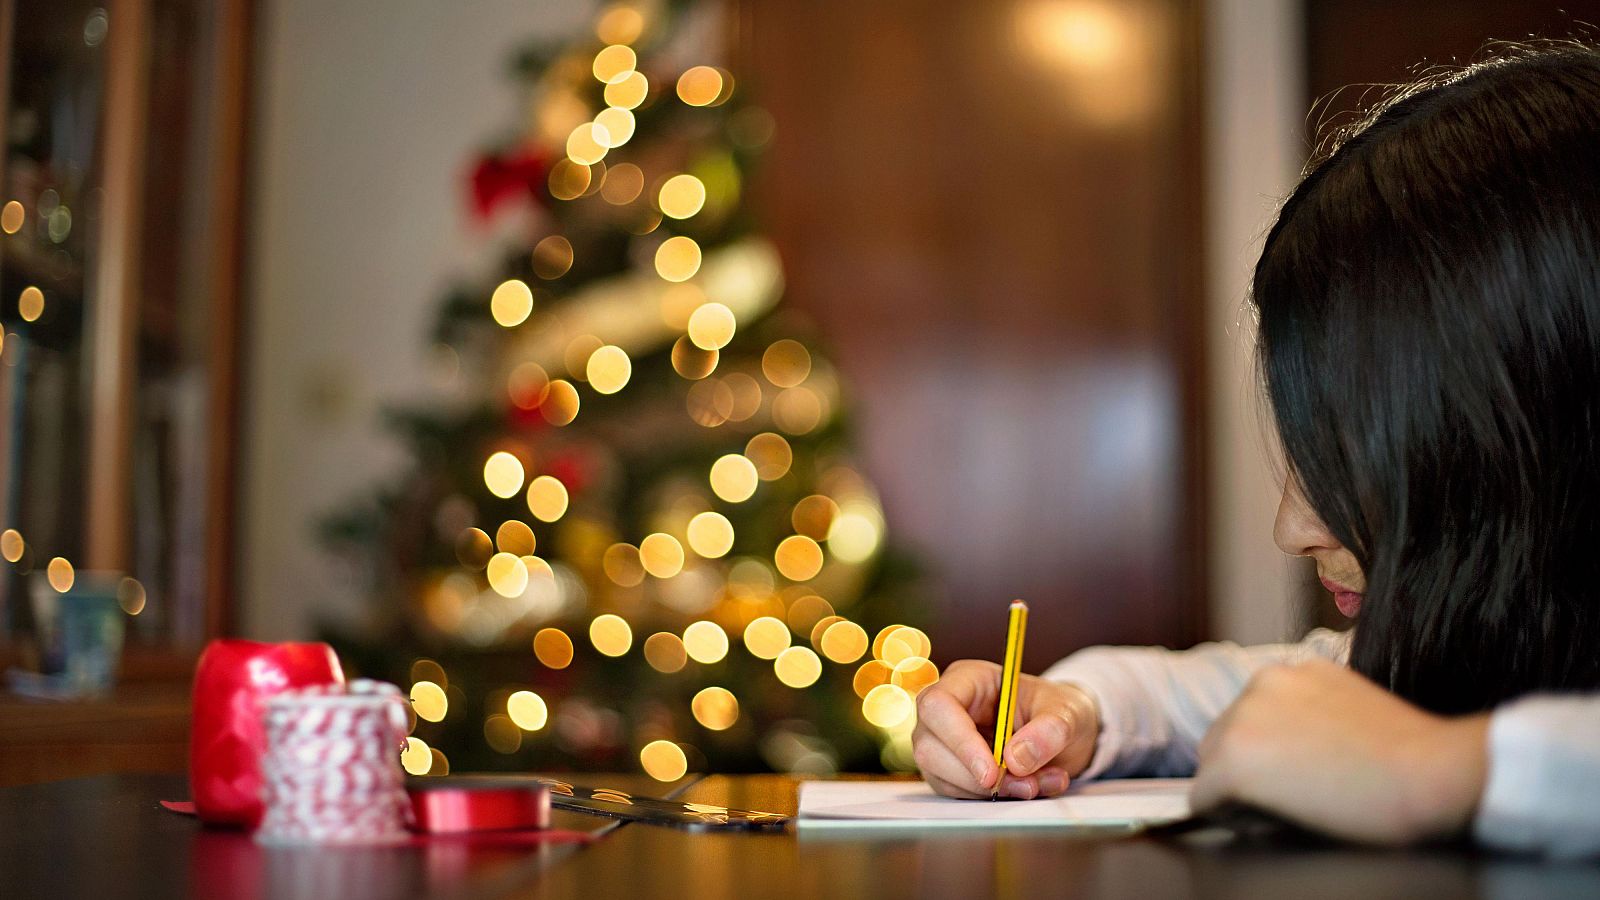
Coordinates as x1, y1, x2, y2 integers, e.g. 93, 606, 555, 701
1253, 44, 1600, 714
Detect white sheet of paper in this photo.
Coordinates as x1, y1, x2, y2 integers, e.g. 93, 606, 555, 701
797, 778, 1192, 829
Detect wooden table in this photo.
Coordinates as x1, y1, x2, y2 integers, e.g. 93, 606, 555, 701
1, 772, 1595, 899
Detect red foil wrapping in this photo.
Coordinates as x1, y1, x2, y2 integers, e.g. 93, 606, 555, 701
409, 784, 552, 834
189, 639, 344, 827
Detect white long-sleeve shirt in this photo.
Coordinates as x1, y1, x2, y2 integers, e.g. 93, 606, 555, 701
1042, 630, 1600, 858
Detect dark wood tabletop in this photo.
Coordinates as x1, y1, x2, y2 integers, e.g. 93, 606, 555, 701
2, 772, 1596, 899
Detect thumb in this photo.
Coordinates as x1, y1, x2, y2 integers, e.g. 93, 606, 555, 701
1002, 691, 1078, 777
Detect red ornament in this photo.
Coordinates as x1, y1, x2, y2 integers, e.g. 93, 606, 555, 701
545, 451, 591, 496
469, 147, 550, 221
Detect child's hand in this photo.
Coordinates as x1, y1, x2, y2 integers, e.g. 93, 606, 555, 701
1190, 659, 1490, 843
912, 660, 1100, 799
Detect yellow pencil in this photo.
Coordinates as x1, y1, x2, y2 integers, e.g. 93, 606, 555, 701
991, 599, 1028, 796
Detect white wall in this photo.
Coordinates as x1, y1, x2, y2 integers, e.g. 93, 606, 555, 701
243, 1, 590, 639
1204, 0, 1308, 643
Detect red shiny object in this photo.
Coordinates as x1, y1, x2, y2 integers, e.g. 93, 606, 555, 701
189, 640, 344, 827
409, 784, 551, 834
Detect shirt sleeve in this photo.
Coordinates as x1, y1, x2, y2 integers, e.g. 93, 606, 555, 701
1473, 692, 1600, 859
1040, 628, 1352, 779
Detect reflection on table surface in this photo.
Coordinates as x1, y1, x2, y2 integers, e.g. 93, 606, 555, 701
1, 773, 1595, 900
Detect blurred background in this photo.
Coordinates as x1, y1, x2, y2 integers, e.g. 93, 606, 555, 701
0, 0, 1593, 784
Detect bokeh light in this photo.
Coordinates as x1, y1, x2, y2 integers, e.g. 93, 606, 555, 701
596, 4, 645, 44
644, 632, 688, 673
603, 542, 646, 587
791, 495, 840, 540
640, 532, 685, 578
827, 504, 882, 562
496, 520, 536, 556
658, 174, 707, 219
761, 339, 813, 387
548, 158, 593, 200
534, 627, 575, 668
676, 65, 723, 106
745, 433, 793, 481
881, 625, 932, 666
742, 615, 791, 660
411, 681, 448, 722
533, 235, 576, 279
490, 279, 534, 327
709, 454, 759, 503
691, 687, 739, 730
772, 386, 824, 434
595, 107, 636, 147
0, 200, 22, 233
683, 620, 729, 664
117, 577, 146, 615
590, 614, 634, 656
508, 690, 549, 731
774, 535, 824, 581
592, 44, 637, 83
809, 614, 844, 647
600, 162, 645, 204
18, 287, 43, 322
853, 660, 893, 698
47, 557, 73, 592
541, 380, 581, 425
722, 373, 762, 422
483, 451, 526, 498
686, 302, 736, 350
685, 511, 735, 558
686, 378, 735, 427
486, 551, 530, 598
564, 334, 604, 380
671, 335, 718, 379
485, 715, 523, 753
654, 235, 702, 282
891, 657, 940, 695
586, 345, 632, 394
526, 475, 570, 522
508, 362, 550, 410
774, 646, 822, 688
401, 737, 432, 775
640, 740, 688, 781
455, 527, 493, 569
0, 529, 23, 563
819, 619, 868, 664
862, 684, 914, 728
786, 594, 834, 636
605, 70, 649, 109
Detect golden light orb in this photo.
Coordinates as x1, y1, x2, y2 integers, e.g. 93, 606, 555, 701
117, 577, 147, 615
644, 632, 688, 673
566, 122, 610, 166
882, 625, 931, 666
401, 737, 433, 775
430, 748, 450, 775
564, 334, 604, 380
541, 380, 581, 426
0, 529, 23, 563
410, 681, 448, 722
600, 162, 645, 204
604, 70, 649, 109
602, 542, 646, 587
592, 44, 637, 83
819, 619, 869, 664
657, 174, 707, 219
774, 535, 824, 581
640, 740, 688, 781
709, 454, 759, 503
685, 511, 735, 559
745, 433, 793, 481
686, 378, 735, 427
772, 386, 824, 434
507, 690, 549, 731
639, 532, 685, 578
526, 475, 570, 522
0, 200, 23, 234
594, 107, 636, 147
486, 551, 530, 598
18, 287, 43, 322
862, 684, 915, 728
534, 627, 575, 668
496, 520, 536, 556
891, 657, 941, 695
483, 451, 526, 499
722, 373, 762, 422
46, 557, 74, 592
548, 158, 593, 200
508, 362, 550, 410
590, 613, 634, 657
774, 646, 823, 688
853, 660, 894, 698
490, 279, 534, 327
455, 527, 494, 569
809, 614, 844, 647
533, 234, 576, 279
683, 620, 729, 664
791, 495, 840, 540
654, 235, 703, 283
586, 345, 633, 394
686, 302, 736, 350
761, 339, 813, 387
742, 615, 791, 660
691, 687, 739, 731
596, 4, 646, 44
827, 507, 882, 562
484, 715, 523, 753
676, 65, 723, 106
786, 594, 834, 636
671, 335, 719, 379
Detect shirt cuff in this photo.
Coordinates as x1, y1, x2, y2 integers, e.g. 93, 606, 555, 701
1474, 693, 1600, 859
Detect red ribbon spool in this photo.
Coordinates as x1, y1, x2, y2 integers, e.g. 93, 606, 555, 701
408, 782, 552, 834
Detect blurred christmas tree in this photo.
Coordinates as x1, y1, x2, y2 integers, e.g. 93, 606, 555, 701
322, 0, 931, 782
